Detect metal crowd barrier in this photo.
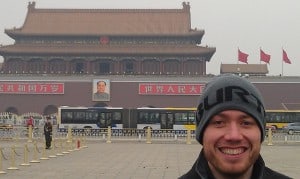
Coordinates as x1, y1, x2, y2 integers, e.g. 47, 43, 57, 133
56, 128, 196, 138
0, 134, 88, 175
1, 127, 300, 144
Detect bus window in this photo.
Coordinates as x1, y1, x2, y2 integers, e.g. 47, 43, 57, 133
161, 113, 166, 129
86, 111, 97, 124
296, 114, 300, 123
112, 112, 122, 125
149, 112, 159, 124
107, 113, 112, 127
113, 112, 121, 121
99, 113, 106, 127
189, 112, 196, 124
74, 111, 85, 123
62, 112, 73, 123
166, 113, 174, 129
174, 112, 187, 125
138, 112, 148, 123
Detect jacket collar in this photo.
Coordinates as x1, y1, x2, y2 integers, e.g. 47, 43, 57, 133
195, 150, 265, 179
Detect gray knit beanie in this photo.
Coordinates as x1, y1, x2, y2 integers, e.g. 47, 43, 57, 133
196, 74, 266, 144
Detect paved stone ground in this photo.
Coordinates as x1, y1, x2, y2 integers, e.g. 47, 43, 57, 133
0, 139, 299, 179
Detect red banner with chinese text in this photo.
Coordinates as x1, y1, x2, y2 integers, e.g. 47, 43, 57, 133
0, 82, 64, 94
139, 83, 205, 95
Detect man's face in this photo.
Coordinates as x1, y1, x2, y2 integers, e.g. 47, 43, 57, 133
97, 82, 106, 93
202, 110, 261, 177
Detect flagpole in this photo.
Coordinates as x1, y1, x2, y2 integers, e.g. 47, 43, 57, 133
259, 47, 261, 64
282, 57, 283, 76
237, 47, 239, 64
281, 47, 283, 76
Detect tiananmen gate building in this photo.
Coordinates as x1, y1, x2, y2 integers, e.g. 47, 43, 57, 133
0, 2, 300, 116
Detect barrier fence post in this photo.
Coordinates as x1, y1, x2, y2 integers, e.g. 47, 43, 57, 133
68, 139, 74, 152
14, 132, 20, 145
80, 135, 84, 148
62, 140, 70, 154
146, 127, 152, 144
0, 147, 7, 174
284, 135, 288, 144
81, 135, 88, 148
267, 128, 273, 146
186, 129, 191, 145
49, 139, 57, 158
30, 141, 40, 163
40, 144, 49, 160
56, 139, 64, 156
20, 144, 30, 166
27, 125, 33, 143
67, 127, 72, 143
7, 145, 19, 170
106, 126, 112, 143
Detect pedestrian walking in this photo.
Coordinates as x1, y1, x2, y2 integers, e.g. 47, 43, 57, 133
44, 116, 53, 149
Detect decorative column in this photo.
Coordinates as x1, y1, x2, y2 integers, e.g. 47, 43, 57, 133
159, 58, 163, 75
44, 57, 49, 74
86, 57, 91, 74
137, 58, 142, 74
65, 58, 70, 74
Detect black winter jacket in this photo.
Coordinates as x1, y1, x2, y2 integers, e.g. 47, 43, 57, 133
179, 150, 292, 179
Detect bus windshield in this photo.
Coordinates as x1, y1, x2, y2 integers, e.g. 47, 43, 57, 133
266, 110, 300, 129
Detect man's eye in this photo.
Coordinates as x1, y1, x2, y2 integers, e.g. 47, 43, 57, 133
212, 120, 225, 127
243, 121, 251, 125
241, 120, 255, 126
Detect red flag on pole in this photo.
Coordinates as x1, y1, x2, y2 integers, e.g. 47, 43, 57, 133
260, 49, 271, 64
282, 49, 291, 64
238, 49, 249, 64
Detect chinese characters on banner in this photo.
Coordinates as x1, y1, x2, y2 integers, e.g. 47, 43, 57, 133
139, 83, 205, 95
0, 82, 64, 94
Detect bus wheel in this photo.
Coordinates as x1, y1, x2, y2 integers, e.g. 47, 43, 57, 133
143, 126, 152, 130
288, 130, 294, 135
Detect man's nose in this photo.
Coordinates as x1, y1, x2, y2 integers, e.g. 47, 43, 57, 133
224, 123, 243, 140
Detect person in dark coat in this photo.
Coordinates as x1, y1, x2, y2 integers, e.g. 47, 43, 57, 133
44, 117, 53, 149
179, 74, 291, 179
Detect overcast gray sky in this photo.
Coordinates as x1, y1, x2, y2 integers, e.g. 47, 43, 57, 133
0, 0, 299, 76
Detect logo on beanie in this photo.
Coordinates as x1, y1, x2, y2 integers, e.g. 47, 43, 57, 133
197, 85, 264, 124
